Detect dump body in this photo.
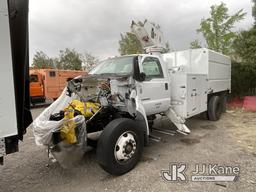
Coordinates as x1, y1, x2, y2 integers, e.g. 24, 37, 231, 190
29, 69, 87, 102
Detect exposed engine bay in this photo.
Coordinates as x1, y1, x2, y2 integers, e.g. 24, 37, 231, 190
32, 74, 138, 167
65, 75, 137, 133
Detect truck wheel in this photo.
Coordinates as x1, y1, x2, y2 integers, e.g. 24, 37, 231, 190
221, 95, 227, 113
200, 111, 209, 120
208, 95, 222, 121
96, 118, 144, 175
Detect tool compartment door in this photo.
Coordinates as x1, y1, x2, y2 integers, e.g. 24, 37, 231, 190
186, 74, 207, 118
186, 75, 197, 117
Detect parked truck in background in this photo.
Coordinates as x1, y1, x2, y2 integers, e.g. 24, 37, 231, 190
30, 69, 87, 104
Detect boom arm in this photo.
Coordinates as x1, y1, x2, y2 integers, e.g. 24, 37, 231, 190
131, 20, 165, 53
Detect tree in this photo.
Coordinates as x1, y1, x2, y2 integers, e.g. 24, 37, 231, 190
233, 27, 256, 64
83, 52, 99, 71
190, 40, 202, 49
32, 51, 54, 69
233, 1, 256, 63
57, 48, 82, 70
230, 1, 256, 97
118, 32, 143, 55
196, 2, 245, 54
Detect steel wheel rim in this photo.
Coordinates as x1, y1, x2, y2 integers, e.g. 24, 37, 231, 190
114, 131, 137, 164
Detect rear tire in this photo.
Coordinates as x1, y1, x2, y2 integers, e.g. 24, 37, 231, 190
200, 111, 209, 120
208, 95, 222, 121
221, 94, 227, 113
97, 118, 144, 175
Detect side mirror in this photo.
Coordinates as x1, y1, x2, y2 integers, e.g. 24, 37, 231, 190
139, 72, 146, 81
67, 80, 76, 96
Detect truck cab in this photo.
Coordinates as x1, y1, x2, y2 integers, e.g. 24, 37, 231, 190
89, 54, 171, 116
29, 72, 45, 104
136, 55, 170, 115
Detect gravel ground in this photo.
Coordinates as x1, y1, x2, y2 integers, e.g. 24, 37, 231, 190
0, 107, 256, 192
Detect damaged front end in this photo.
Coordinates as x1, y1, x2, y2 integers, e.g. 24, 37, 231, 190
32, 73, 138, 167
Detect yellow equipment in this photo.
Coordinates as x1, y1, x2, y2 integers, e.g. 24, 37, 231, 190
60, 120, 77, 144
60, 100, 100, 144
64, 100, 100, 119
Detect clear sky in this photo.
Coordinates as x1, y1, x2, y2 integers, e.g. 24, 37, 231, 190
29, 0, 254, 61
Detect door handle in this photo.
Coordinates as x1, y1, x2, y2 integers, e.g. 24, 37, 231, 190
141, 98, 151, 101
165, 83, 168, 90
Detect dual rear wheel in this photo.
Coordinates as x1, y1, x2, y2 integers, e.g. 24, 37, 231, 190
207, 94, 227, 121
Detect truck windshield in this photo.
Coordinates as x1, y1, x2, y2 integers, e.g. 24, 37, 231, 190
90, 56, 135, 75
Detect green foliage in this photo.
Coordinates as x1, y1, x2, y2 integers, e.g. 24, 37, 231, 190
118, 32, 143, 55
32, 51, 54, 69
190, 40, 202, 49
231, 61, 256, 97
83, 52, 99, 71
57, 48, 82, 70
32, 49, 98, 71
230, 2, 256, 97
197, 2, 245, 54
233, 28, 256, 64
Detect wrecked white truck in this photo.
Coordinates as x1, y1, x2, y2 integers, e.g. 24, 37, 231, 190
0, 3, 231, 175
32, 21, 231, 175
33, 51, 231, 175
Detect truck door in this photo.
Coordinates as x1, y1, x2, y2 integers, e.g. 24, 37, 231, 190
137, 56, 170, 115
29, 74, 44, 97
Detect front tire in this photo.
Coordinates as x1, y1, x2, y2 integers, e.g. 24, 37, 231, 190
96, 118, 144, 175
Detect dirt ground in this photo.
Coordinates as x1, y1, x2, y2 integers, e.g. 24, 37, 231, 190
0, 107, 256, 192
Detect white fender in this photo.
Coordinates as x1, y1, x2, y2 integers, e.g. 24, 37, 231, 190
135, 96, 149, 136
